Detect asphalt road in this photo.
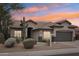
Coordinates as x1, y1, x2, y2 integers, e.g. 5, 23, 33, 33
51, 53, 79, 56
0, 52, 79, 56
1, 53, 79, 56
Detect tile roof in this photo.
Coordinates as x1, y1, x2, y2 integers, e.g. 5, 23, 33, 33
54, 20, 71, 25
10, 20, 21, 28
10, 19, 77, 30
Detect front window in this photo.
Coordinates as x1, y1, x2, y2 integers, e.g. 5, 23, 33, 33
43, 31, 51, 40
14, 31, 21, 38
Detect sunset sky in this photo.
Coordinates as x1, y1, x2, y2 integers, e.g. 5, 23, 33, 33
11, 3, 79, 26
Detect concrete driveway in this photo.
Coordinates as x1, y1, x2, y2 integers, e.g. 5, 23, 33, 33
57, 40, 79, 48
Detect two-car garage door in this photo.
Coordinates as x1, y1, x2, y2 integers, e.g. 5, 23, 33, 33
54, 31, 73, 42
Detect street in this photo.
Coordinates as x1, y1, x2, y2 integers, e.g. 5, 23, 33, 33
51, 53, 79, 56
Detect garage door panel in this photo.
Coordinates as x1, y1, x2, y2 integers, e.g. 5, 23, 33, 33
54, 31, 72, 42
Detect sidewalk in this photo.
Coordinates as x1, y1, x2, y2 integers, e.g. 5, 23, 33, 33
0, 48, 79, 56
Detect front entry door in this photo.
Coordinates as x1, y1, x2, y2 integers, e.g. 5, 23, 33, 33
27, 27, 33, 38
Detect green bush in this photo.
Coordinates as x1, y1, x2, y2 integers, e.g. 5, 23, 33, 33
4, 38, 16, 48
0, 33, 5, 44
23, 38, 35, 49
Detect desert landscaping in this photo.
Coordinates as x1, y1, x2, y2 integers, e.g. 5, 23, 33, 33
0, 40, 76, 53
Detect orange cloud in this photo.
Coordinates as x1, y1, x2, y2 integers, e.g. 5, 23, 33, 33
12, 11, 79, 26
11, 6, 48, 15
24, 6, 48, 13
27, 12, 79, 22
12, 12, 79, 22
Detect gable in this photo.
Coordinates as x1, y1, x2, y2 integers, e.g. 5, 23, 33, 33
26, 20, 37, 28
26, 20, 37, 24
60, 21, 71, 26
55, 20, 71, 26
26, 22, 37, 28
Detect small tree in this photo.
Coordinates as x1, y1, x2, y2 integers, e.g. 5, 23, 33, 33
20, 17, 28, 40
0, 3, 24, 40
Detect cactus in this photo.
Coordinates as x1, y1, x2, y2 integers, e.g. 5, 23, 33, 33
20, 17, 28, 40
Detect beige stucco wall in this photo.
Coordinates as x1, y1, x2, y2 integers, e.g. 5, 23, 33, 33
32, 27, 75, 41
32, 30, 42, 41
10, 29, 15, 37
32, 30, 52, 41
25, 28, 27, 38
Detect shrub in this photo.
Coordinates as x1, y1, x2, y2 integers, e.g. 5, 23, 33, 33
46, 39, 50, 46
16, 37, 21, 44
0, 33, 5, 44
23, 38, 35, 49
29, 38, 37, 45
4, 38, 16, 48
42, 39, 47, 42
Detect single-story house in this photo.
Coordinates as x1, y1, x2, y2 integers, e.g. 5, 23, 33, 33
9, 18, 77, 42
75, 28, 79, 40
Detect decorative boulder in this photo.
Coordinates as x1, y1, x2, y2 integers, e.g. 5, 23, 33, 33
4, 38, 16, 48
23, 38, 35, 49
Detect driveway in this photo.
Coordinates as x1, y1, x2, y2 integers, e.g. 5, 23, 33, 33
57, 40, 79, 48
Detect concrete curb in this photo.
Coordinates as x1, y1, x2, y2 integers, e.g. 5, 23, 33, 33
0, 48, 79, 56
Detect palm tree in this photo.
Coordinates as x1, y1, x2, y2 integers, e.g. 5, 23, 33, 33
0, 3, 24, 40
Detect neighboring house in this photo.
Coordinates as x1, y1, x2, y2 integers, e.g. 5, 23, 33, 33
75, 28, 79, 40
9, 19, 77, 42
